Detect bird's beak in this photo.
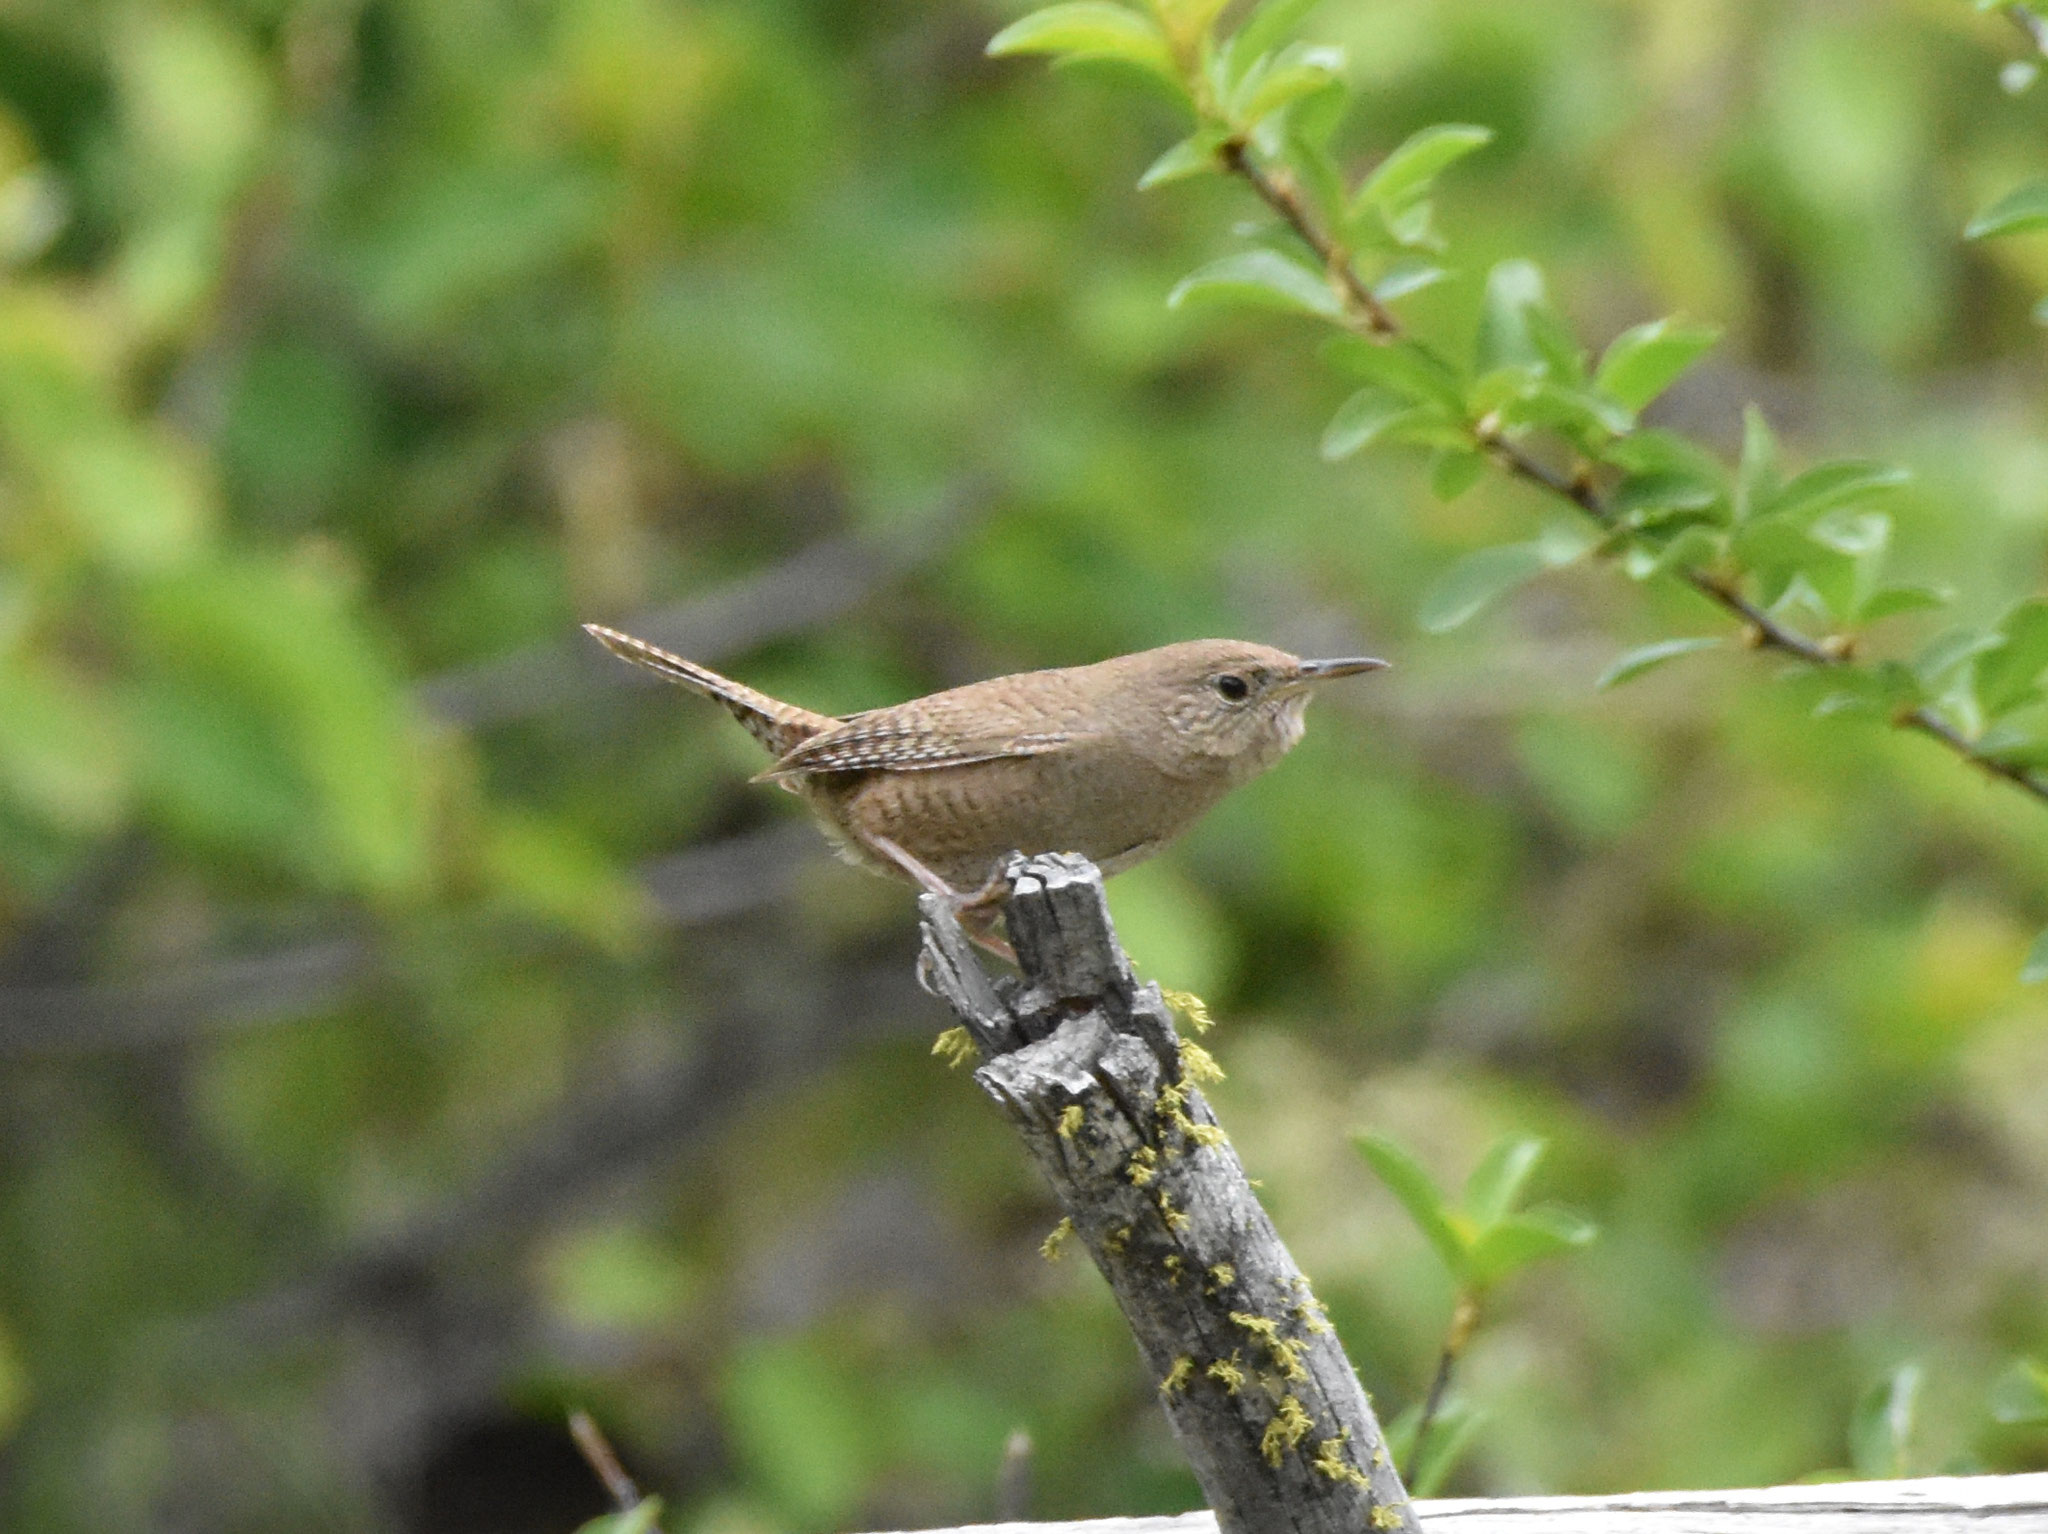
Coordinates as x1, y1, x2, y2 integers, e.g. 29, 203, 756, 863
1299, 656, 1391, 680
1274, 655, 1390, 698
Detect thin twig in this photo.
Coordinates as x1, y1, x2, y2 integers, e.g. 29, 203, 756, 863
1405, 1290, 1478, 1486
1219, 137, 2048, 810
1220, 139, 1399, 336
569, 1410, 643, 1512
2007, 3, 2048, 59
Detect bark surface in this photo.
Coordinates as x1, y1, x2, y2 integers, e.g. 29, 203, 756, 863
919, 852, 1417, 1534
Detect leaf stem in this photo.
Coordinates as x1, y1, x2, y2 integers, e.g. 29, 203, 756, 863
1216, 134, 2048, 810
1406, 1289, 1479, 1486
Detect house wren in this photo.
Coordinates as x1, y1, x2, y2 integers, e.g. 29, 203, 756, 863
585, 624, 1387, 937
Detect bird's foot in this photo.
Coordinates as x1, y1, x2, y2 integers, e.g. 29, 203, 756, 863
867, 834, 1018, 963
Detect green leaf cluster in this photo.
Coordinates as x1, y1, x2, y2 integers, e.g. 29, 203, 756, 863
1353, 1132, 1596, 1294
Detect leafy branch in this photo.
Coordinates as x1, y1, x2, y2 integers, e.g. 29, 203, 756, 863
1353, 1133, 1595, 1494
989, 0, 2048, 827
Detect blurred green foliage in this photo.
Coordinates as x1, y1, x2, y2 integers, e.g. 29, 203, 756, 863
4, 1, 2048, 1531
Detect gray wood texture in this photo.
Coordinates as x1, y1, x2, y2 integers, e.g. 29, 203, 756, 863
867, 1472, 2048, 1532
918, 853, 1417, 1534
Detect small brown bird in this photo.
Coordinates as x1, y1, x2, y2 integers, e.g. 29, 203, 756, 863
585, 624, 1387, 947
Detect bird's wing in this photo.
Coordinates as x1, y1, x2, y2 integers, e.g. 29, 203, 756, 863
753, 707, 1077, 781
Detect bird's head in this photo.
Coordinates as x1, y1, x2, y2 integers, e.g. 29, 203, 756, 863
1123, 638, 1389, 779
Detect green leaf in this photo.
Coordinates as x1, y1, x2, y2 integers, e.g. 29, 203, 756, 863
1167, 248, 1341, 319
987, 4, 1177, 78
1609, 471, 1722, 526
1385, 1398, 1485, 1498
480, 810, 654, 957
1734, 405, 1779, 522
1988, 1357, 2048, 1423
1603, 427, 1731, 488
0, 654, 131, 833
575, 1500, 665, 1534
1502, 380, 1633, 444
1139, 128, 1230, 188
1278, 122, 1349, 223
1463, 1135, 1545, 1226
1975, 728, 2048, 770
1322, 334, 1467, 410
1474, 259, 1550, 374
1464, 1207, 1597, 1288
1966, 178, 2048, 239
1766, 461, 1908, 525
1621, 524, 1724, 582
1353, 1133, 1469, 1278
1418, 542, 1553, 632
1320, 387, 1424, 461
1373, 259, 1449, 302
1525, 303, 1588, 385
1978, 599, 2048, 716
1353, 124, 1493, 216
1913, 627, 2003, 688
1596, 636, 1723, 690
1809, 508, 1889, 558
1859, 584, 1950, 623
1848, 1364, 1921, 1480
1427, 446, 1486, 502
131, 556, 429, 894
1227, 0, 1330, 80
2023, 931, 2048, 985
1231, 42, 1346, 125
1594, 319, 1720, 412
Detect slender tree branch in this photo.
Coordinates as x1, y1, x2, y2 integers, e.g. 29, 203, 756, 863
2007, 3, 2048, 59
1219, 137, 2048, 810
569, 1410, 651, 1517
1221, 139, 1398, 337
1405, 1289, 1478, 1486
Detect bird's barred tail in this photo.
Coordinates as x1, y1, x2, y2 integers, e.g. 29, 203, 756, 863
581, 624, 831, 758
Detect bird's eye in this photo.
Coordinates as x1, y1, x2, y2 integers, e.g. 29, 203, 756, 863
1213, 673, 1250, 702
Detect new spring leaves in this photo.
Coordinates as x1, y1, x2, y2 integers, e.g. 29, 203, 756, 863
984, 0, 1975, 700
1354, 1133, 1594, 1298
991, 0, 2048, 977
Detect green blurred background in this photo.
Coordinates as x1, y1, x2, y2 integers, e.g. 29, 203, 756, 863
4, 0, 2048, 1529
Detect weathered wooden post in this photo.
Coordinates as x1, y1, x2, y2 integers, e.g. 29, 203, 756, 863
919, 852, 1418, 1534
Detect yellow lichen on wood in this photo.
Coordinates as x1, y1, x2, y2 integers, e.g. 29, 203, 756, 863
1159, 1355, 1194, 1396
1157, 1189, 1191, 1234
1260, 1394, 1313, 1467
1104, 1225, 1131, 1257
931, 1026, 979, 1068
1208, 1262, 1235, 1289
1205, 1353, 1245, 1394
1160, 988, 1215, 1033
1187, 1121, 1227, 1150
1040, 1216, 1074, 1262
1056, 1104, 1084, 1138
1230, 1312, 1279, 1345
1270, 1336, 1308, 1381
1126, 1146, 1159, 1186
1229, 1310, 1307, 1381
1372, 1505, 1406, 1528
1313, 1433, 1371, 1489
1293, 1295, 1333, 1335
1180, 1040, 1224, 1083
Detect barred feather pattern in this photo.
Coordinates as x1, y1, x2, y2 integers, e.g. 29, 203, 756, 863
581, 624, 833, 759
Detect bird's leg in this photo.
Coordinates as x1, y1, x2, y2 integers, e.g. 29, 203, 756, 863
866, 834, 1017, 963
957, 907, 1017, 966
